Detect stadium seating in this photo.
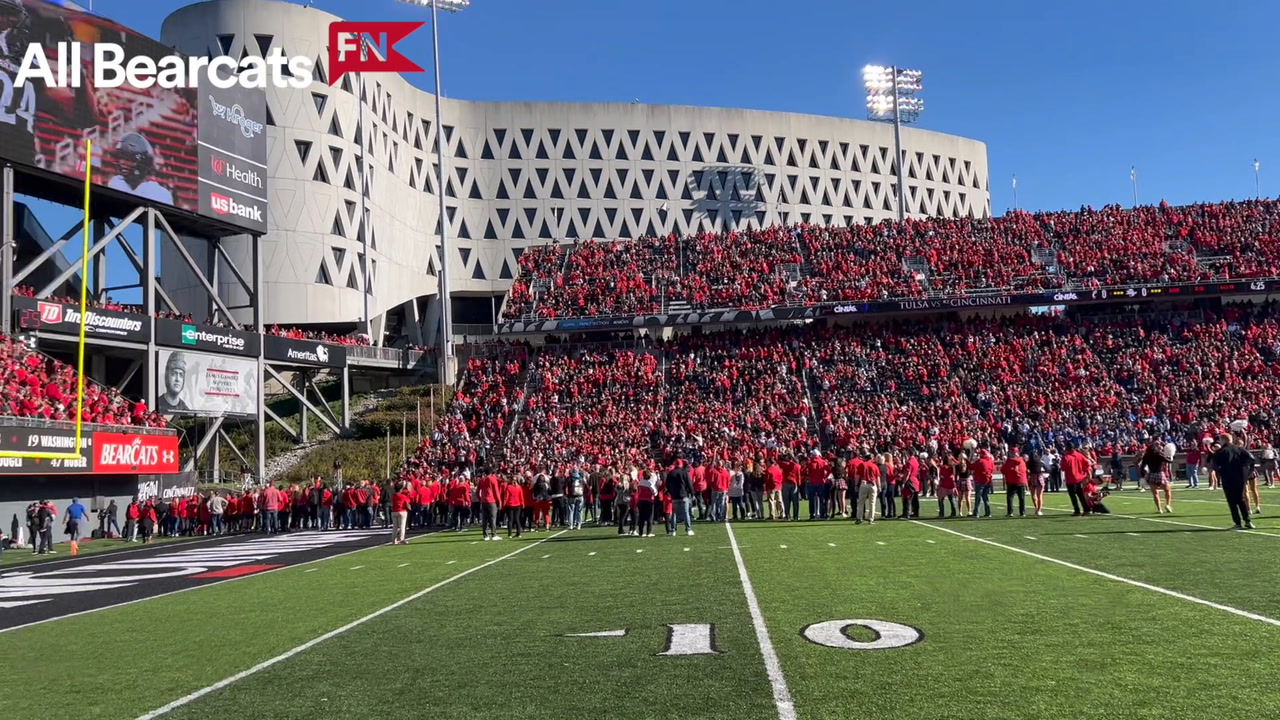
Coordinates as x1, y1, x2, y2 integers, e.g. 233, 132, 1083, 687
399, 302, 1280, 480
505, 199, 1280, 320
0, 336, 166, 428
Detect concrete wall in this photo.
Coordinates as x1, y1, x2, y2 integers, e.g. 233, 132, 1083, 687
160, 0, 991, 333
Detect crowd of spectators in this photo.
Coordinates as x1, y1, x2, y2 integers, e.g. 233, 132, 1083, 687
502, 199, 1280, 320
403, 301, 1280, 485
0, 337, 166, 428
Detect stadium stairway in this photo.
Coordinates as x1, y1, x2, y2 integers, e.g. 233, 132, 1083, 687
260, 387, 402, 481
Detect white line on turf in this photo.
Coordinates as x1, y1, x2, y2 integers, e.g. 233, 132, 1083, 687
1073, 534, 1088, 539
827, 543, 837, 547
1126, 533, 1141, 536
925, 540, 936, 544
1043, 505, 1280, 539
134, 530, 568, 720
541, 555, 551, 559
725, 522, 796, 720
0, 529, 447, 637
1024, 536, 1037, 540
446, 561, 458, 565
779, 545, 788, 549
588, 552, 597, 556
304, 568, 317, 573
350, 566, 363, 570
912, 521, 1280, 629
397, 563, 410, 568
875, 541, 885, 546
683, 548, 690, 552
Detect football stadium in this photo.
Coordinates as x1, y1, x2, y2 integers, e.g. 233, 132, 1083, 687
2, 0, 1280, 718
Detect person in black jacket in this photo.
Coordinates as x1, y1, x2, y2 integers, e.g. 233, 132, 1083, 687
1210, 433, 1256, 530
665, 460, 695, 536
1138, 440, 1173, 514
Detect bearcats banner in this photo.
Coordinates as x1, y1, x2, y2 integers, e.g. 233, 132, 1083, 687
496, 279, 1280, 334
0, 423, 179, 474
93, 431, 180, 474
13, 296, 149, 342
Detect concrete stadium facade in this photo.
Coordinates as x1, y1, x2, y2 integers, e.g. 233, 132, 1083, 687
160, 0, 990, 343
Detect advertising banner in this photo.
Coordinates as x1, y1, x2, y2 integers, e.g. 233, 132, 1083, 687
197, 76, 268, 233
136, 472, 198, 502
155, 318, 260, 358
0, 423, 179, 475
263, 335, 347, 368
92, 431, 180, 474
0, 0, 268, 229
13, 296, 149, 342
157, 348, 257, 418
0, 424, 90, 473
0, 0, 198, 210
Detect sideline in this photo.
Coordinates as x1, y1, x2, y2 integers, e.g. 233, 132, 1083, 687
912, 520, 1280, 629
0, 529, 441, 636
725, 522, 797, 720
134, 530, 567, 720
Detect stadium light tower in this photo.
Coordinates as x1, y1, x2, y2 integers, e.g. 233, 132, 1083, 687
863, 65, 922, 222
397, 0, 469, 383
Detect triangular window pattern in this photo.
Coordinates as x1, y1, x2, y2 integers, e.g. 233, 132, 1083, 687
294, 139, 312, 164
254, 34, 273, 56
499, 259, 514, 280
313, 57, 327, 84
216, 34, 235, 56
264, 104, 274, 126
331, 246, 346, 267
471, 263, 487, 280
313, 162, 329, 184
345, 267, 360, 290
331, 211, 344, 236
328, 115, 343, 138
312, 92, 327, 117
315, 262, 332, 285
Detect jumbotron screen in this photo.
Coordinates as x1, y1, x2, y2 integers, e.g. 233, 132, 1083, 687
0, 0, 267, 233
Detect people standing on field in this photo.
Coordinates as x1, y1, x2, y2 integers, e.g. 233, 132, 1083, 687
1210, 433, 1256, 530
1138, 440, 1174, 514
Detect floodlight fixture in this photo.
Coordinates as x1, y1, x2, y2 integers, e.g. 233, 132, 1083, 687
398, 0, 471, 383
862, 64, 923, 221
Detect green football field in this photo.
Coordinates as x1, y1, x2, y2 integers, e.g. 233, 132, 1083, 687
3, 488, 1280, 720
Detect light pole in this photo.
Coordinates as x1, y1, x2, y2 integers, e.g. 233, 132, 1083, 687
1130, 166, 1138, 207
1255, 159, 1261, 200
398, 0, 468, 383
863, 65, 922, 222
1012, 175, 1018, 212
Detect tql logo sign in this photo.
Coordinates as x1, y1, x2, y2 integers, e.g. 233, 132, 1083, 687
328, 22, 426, 87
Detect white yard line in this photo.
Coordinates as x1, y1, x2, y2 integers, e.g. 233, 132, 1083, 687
913, 521, 1280, 629
135, 530, 567, 720
725, 523, 796, 720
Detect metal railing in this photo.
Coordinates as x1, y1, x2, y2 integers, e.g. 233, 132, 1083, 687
346, 345, 434, 365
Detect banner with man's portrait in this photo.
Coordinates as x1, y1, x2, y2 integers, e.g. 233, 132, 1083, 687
156, 349, 256, 418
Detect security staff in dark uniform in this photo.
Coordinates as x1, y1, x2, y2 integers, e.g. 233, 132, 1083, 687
1210, 433, 1256, 530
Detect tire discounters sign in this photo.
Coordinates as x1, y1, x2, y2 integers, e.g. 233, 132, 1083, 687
0, 424, 179, 474
13, 297, 149, 342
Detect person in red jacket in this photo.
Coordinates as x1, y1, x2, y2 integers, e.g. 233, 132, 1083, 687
390, 484, 413, 544
477, 471, 503, 541
804, 450, 830, 520
1001, 448, 1029, 517
1061, 442, 1094, 516
125, 497, 141, 542
140, 499, 157, 544
448, 478, 472, 531
504, 478, 525, 538
764, 460, 784, 520
969, 448, 995, 518
778, 453, 802, 521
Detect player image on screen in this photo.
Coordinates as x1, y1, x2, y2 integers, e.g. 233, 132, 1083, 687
0, 0, 98, 168
107, 131, 174, 205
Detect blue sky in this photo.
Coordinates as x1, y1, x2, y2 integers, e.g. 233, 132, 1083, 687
25, 0, 1280, 303
96, 0, 1280, 212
